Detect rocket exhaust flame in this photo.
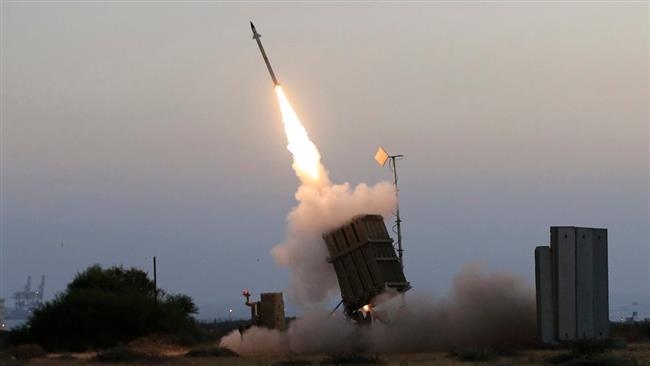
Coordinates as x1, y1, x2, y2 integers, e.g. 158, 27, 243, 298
251, 22, 325, 184
271, 81, 397, 305
274, 86, 327, 184
271, 83, 396, 305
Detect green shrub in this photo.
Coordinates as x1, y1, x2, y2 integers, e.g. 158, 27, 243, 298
184, 346, 238, 357
10, 265, 200, 352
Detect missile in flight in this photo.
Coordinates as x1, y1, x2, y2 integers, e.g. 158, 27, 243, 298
250, 21, 279, 86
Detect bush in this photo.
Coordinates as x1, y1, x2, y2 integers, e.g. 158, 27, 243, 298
11, 265, 200, 351
322, 354, 383, 365
185, 346, 238, 357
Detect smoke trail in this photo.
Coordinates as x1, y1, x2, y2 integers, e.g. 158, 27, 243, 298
220, 264, 536, 354
271, 86, 396, 304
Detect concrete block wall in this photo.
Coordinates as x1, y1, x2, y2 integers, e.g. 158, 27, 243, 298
246, 292, 286, 331
535, 227, 609, 343
260, 292, 286, 331
535, 247, 555, 343
553, 227, 577, 341
576, 228, 594, 339
592, 229, 609, 338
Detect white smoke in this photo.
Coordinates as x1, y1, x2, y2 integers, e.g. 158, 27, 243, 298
219, 264, 536, 355
219, 325, 289, 356
271, 86, 398, 305
271, 180, 397, 305
232, 87, 536, 355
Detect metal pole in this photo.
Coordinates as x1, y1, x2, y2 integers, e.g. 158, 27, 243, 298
329, 299, 344, 317
390, 155, 404, 268
153, 256, 157, 304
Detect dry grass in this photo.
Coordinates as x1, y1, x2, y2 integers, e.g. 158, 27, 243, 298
6, 341, 650, 366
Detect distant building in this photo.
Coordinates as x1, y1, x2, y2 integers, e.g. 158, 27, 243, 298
6, 275, 46, 320
535, 227, 609, 343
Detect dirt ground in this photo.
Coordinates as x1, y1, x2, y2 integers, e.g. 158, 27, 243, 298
3, 341, 649, 366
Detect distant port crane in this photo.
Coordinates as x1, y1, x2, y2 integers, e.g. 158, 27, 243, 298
6, 275, 45, 320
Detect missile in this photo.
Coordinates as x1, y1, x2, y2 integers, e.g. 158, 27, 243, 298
250, 21, 279, 86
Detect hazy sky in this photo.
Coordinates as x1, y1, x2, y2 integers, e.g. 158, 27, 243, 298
1, 2, 648, 320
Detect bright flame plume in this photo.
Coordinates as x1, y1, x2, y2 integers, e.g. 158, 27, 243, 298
270, 84, 396, 304
275, 86, 326, 184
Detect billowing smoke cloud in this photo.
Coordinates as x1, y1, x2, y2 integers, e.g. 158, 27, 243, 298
271, 86, 397, 305
271, 181, 397, 304
219, 326, 289, 356
369, 263, 536, 351
229, 87, 535, 355
220, 264, 536, 354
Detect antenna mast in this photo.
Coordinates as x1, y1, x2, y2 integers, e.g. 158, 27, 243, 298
389, 155, 404, 267
374, 147, 405, 268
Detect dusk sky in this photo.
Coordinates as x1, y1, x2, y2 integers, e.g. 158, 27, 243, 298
1, 3, 648, 320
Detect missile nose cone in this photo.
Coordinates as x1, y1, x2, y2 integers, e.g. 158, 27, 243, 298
250, 21, 255, 31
